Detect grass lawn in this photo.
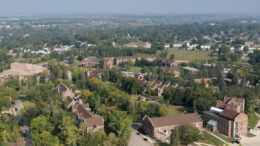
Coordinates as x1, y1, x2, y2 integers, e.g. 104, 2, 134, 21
130, 95, 141, 103
166, 105, 184, 116
247, 133, 256, 137
248, 112, 259, 128
22, 101, 36, 108
198, 131, 224, 146
127, 66, 142, 72
167, 49, 212, 61
8, 135, 25, 146
213, 131, 236, 143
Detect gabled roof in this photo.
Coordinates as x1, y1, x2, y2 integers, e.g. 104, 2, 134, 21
161, 66, 180, 74
148, 113, 202, 128
224, 96, 244, 105
56, 83, 68, 94
84, 116, 104, 127
220, 109, 239, 120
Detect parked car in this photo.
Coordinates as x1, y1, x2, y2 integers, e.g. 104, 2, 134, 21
231, 141, 240, 144
22, 130, 27, 138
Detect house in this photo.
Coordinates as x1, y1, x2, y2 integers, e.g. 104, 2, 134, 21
115, 56, 137, 65
201, 45, 211, 50
56, 83, 104, 133
81, 56, 100, 67
123, 41, 151, 48
87, 70, 102, 79
115, 56, 157, 65
72, 103, 104, 132
81, 57, 114, 69
150, 81, 172, 97
202, 63, 216, 69
173, 44, 182, 48
0, 62, 48, 82
183, 66, 199, 74
135, 73, 146, 81
245, 41, 254, 47
103, 58, 113, 69
56, 82, 75, 101
216, 96, 245, 113
194, 78, 213, 88
141, 56, 157, 62
203, 107, 248, 137
161, 66, 180, 77
156, 81, 171, 96
142, 113, 203, 140
156, 58, 179, 67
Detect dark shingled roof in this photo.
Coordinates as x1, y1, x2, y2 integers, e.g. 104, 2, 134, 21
84, 116, 104, 127
220, 109, 239, 120
56, 83, 68, 94
149, 113, 202, 128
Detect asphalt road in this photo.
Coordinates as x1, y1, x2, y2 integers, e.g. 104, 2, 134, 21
21, 126, 32, 146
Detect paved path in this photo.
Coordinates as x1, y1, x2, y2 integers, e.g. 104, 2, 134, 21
194, 142, 215, 146
255, 112, 260, 119
21, 126, 32, 146
0, 100, 24, 116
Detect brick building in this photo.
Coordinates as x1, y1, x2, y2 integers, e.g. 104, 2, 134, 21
142, 113, 202, 140
81, 56, 100, 67
216, 96, 245, 113
203, 107, 248, 137
0, 62, 48, 82
81, 57, 113, 69
56, 83, 104, 133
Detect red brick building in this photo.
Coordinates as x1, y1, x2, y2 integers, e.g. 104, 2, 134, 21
56, 83, 104, 133
203, 107, 248, 137
142, 113, 202, 140
217, 96, 245, 113
81, 57, 113, 69
81, 56, 100, 67
103, 59, 113, 69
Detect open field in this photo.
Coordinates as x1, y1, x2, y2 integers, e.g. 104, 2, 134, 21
167, 49, 212, 61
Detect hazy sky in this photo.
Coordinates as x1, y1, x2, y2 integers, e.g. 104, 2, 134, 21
1, 0, 260, 16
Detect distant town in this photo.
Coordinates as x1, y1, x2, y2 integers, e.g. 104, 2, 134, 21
0, 14, 260, 146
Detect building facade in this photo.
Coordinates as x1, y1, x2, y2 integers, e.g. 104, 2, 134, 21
203, 107, 248, 137
142, 113, 203, 140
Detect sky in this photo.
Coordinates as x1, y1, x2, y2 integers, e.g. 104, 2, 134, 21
0, 0, 260, 16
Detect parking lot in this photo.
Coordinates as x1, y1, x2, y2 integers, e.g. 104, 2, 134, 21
128, 124, 154, 146
240, 120, 260, 146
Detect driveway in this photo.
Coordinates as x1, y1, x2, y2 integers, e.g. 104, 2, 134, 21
21, 126, 32, 146
14, 100, 24, 114
129, 124, 153, 146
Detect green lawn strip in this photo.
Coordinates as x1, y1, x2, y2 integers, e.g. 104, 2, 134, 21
22, 101, 36, 108
247, 133, 256, 137
198, 131, 224, 146
248, 112, 259, 128
213, 132, 236, 143
166, 105, 184, 116
167, 49, 212, 61
127, 66, 142, 72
